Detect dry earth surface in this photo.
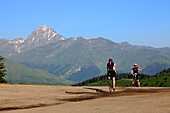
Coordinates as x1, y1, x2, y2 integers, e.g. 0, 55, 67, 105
0, 85, 169, 113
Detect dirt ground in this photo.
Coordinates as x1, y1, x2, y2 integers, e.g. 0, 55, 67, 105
0, 85, 169, 113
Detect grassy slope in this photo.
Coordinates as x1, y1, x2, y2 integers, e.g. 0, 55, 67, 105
5, 59, 74, 85
140, 68, 170, 87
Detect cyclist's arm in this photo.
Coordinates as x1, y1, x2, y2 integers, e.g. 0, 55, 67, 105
138, 67, 142, 71
131, 70, 134, 75
114, 66, 116, 73
113, 64, 116, 73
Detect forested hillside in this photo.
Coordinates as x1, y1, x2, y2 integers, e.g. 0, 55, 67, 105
72, 73, 150, 86
140, 68, 170, 87
73, 69, 170, 87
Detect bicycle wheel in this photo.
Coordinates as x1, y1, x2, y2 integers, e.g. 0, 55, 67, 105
107, 80, 113, 92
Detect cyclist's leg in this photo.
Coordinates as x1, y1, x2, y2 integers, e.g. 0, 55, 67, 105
137, 80, 140, 87
136, 75, 140, 87
107, 76, 110, 85
113, 77, 115, 89
107, 76, 110, 83
107, 76, 112, 92
107, 70, 110, 80
132, 76, 135, 85
112, 72, 116, 90
107, 71, 110, 83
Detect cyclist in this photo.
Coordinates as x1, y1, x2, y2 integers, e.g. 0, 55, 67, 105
131, 64, 142, 87
107, 58, 116, 91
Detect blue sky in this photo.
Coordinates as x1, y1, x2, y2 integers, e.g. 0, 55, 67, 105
0, 0, 170, 48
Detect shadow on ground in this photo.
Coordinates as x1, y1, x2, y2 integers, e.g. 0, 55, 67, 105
62, 87, 170, 102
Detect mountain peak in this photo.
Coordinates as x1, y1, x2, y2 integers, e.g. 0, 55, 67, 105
27, 25, 65, 41
35, 25, 54, 33
38, 25, 52, 31
8, 25, 66, 53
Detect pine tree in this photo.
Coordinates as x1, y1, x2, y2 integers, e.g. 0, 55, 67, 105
0, 56, 7, 83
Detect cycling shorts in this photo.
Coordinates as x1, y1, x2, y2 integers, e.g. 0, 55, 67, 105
133, 74, 139, 80
107, 70, 116, 78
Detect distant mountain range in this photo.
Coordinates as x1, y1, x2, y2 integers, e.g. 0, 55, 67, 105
1, 25, 170, 83
119, 41, 170, 54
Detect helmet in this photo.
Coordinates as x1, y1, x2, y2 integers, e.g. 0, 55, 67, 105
134, 64, 137, 66
108, 58, 113, 62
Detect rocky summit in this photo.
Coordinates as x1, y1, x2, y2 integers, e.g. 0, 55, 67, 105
0, 25, 65, 57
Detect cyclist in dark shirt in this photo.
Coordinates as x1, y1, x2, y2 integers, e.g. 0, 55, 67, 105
107, 59, 116, 91
131, 64, 142, 87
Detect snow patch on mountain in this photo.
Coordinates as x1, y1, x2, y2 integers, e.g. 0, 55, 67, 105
9, 38, 25, 44
61, 37, 65, 40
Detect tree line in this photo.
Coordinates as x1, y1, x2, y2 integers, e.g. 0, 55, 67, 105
0, 56, 7, 83
72, 73, 150, 86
